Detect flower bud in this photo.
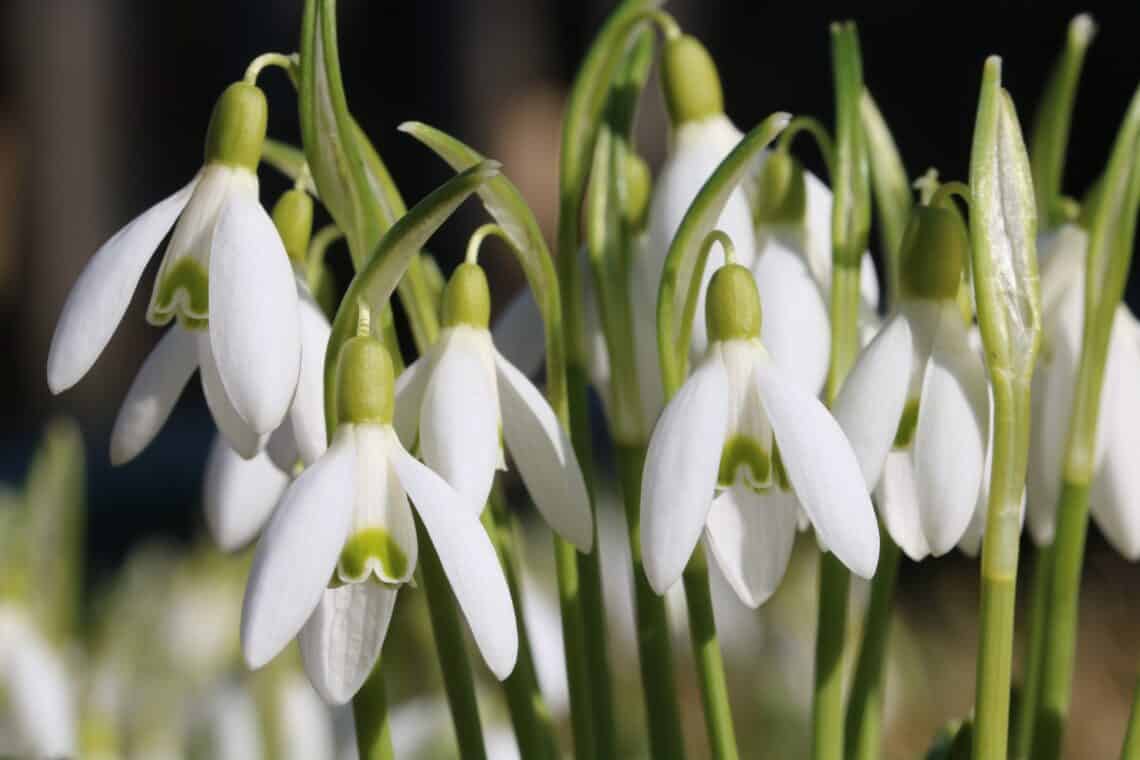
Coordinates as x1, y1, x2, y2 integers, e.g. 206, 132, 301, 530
336, 336, 395, 425
271, 190, 314, 266
662, 35, 724, 126
203, 82, 268, 171
441, 262, 491, 329
754, 151, 807, 227
706, 263, 762, 342
898, 205, 969, 302
622, 151, 651, 231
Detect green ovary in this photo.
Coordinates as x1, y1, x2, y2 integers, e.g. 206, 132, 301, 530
150, 257, 209, 328
338, 527, 409, 583
718, 435, 771, 489
893, 398, 920, 449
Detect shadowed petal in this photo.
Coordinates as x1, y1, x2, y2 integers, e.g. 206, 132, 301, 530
704, 484, 798, 608
204, 436, 289, 552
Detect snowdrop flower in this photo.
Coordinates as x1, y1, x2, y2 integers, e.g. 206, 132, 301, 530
241, 333, 518, 704
641, 262, 879, 608
1028, 224, 1140, 557
48, 82, 301, 460
835, 206, 989, 559
396, 260, 593, 548
0, 606, 76, 758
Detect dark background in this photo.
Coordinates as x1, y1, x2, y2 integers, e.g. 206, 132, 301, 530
0, 1, 1138, 754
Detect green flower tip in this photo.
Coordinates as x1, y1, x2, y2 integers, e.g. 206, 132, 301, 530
336, 335, 395, 425
718, 435, 770, 489
203, 82, 268, 171
338, 528, 408, 583
662, 35, 724, 126
622, 151, 651, 231
271, 189, 314, 266
441, 262, 491, 329
899, 206, 969, 302
706, 263, 762, 342
754, 151, 807, 227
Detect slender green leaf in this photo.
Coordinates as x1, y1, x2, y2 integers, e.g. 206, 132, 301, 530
322, 161, 500, 433
262, 139, 319, 196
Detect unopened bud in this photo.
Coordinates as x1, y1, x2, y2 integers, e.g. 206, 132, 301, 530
706, 263, 762, 342
441, 262, 491, 329
898, 206, 969, 302
662, 35, 724, 126
336, 336, 395, 425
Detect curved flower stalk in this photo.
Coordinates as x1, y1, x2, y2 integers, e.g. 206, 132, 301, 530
242, 333, 518, 704
48, 81, 302, 460
834, 205, 989, 559
0, 606, 77, 758
642, 262, 879, 608
395, 250, 593, 550
1027, 224, 1140, 558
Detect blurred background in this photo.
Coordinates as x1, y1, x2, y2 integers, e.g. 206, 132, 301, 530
2, 0, 1140, 757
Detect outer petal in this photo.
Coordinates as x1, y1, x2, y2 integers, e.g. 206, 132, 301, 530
421, 335, 499, 512
299, 581, 399, 705
47, 175, 199, 394
491, 287, 546, 379
753, 356, 879, 578
204, 436, 289, 552
495, 351, 594, 550
752, 237, 831, 394
209, 190, 301, 434
875, 451, 930, 561
393, 355, 430, 449
704, 485, 798, 608
199, 333, 262, 458
1090, 314, 1140, 560
640, 355, 730, 594
832, 314, 914, 490
277, 674, 337, 760
0, 615, 77, 757
194, 685, 264, 760
913, 305, 988, 556
241, 429, 355, 669
291, 283, 332, 466
389, 437, 519, 680
109, 327, 198, 465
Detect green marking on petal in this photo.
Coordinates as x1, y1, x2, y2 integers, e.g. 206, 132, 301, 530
893, 397, 920, 449
338, 527, 409, 583
718, 435, 771, 489
150, 257, 209, 326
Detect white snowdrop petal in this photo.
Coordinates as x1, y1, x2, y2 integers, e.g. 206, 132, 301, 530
109, 327, 198, 465
641, 355, 730, 594
753, 356, 879, 578
266, 424, 301, 473
195, 685, 264, 760
832, 313, 914, 490
209, 190, 302, 434
349, 425, 418, 584
241, 430, 355, 669
204, 436, 290, 552
292, 283, 332, 466
421, 334, 499, 512
389, 438, 519, 680
393, 355, 430, 449
875, 451, 931, 562
1090, 314, 1140, 560
752, 238, 831, 395
276, 674, 337, 760
913, 305, 989, 556
0, 618, 77, 757
299, 582, 399, 705
704, 485, 799, 608
491, 286, 546, 379
495, 350, 594, 550
47, 175, 199, 394
199, 333, 263, 458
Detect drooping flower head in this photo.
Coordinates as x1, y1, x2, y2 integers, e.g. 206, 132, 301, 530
241, 332, 518, 704
642, 260, 879, 608
48, 81, 302, 461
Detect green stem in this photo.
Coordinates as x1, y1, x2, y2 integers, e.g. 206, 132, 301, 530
553, 534, 596, 757
974, 380, 1031, 760
813, 552, 852, 760
1121, 666, 1140, 760
1012, 541, 1054, 759
1029, 479, 1091, 760
843, 530, 901, 760
682, 546, 740, 760
482, 486, 560, 760
416, 515, 488, 760
616, 443, 687, 760
353, 666, 394, 760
